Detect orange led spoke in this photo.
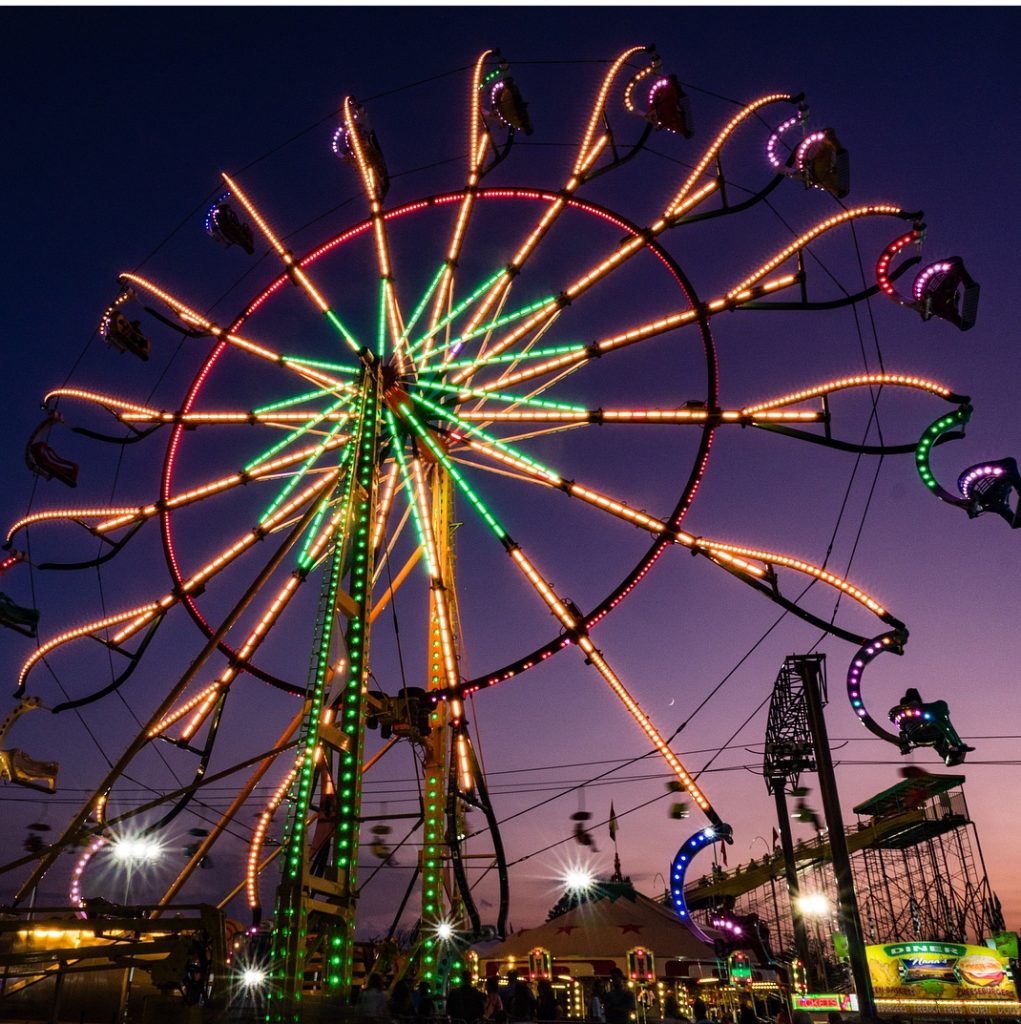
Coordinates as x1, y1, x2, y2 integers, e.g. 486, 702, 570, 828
149, 683, 222, 738
249, 759, 301, 911
454, 406, 823, 425
456, 47, 654, 358
727, 206, 903, 299
120, 272, 352, 388
371, 462, 399, 554
741, 372, 954, 414
472, 274, 799, 396
7, 506, 141, 545
92, 437, 345, 534
118, 410, 353, 426
221, 173, 350, 342
17, 603, 165, 693
698, 539, 889, 617
423, 51, 493, 360
666, 93, 796, 218
455, 732, 475, 793
575, 635, 713, 813
341, 97, 408, 367
44, 387, 161, 418
506, 541, 713, 811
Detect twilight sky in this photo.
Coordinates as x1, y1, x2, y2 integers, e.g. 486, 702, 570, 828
2, 6, 1019, 945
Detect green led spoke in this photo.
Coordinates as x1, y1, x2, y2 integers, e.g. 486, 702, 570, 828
256, 403, 352, 526
420, 377, 587, 414
296, 446, 354, 569
254, 385, 347, 416
439, 292, 557, 356
245, 396, 351, 475
408, 267, 505, 359
385, 410, 439, 578
439, 341, 586, 373
324, 308, 361, 353
398, 403, 507, 541
397, 263, 448, 357
275, 358, 359, 377
410, 390, 563, 487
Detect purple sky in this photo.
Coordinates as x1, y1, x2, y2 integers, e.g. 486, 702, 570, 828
2, 8, 1019, 948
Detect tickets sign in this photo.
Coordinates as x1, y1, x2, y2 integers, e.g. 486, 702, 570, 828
793, 994, 858, 1012
866, 941, 1015, 1002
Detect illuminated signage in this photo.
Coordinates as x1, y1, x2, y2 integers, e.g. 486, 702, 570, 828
866, 941, 1016, 1004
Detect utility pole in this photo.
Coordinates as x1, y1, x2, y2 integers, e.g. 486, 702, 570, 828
796, 655, 877, 1021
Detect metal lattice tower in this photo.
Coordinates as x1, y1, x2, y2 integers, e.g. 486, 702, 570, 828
853, 777, 1005, 944
763, 657, 817, 796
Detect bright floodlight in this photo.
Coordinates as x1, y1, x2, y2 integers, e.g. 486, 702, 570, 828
435, 921, 455, 942
795, 893, 832, 918
564, 867, 595, 894
111, 835, 163, 864
241, 967, 267, 990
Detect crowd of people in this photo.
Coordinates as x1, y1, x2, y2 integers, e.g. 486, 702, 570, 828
355, 967, 840, 1024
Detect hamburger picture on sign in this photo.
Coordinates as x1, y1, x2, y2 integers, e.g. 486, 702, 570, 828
867, 942, 1016, 1004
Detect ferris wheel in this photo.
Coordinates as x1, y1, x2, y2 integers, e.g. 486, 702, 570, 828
0, 46, 986, 1010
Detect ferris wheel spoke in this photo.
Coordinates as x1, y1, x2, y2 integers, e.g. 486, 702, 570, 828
467, 271, 798, 396
420, 51, 496, 360
571, 635, 720, 825
43, 387, 163, 421
248, 755, 302, 921
744, 373, 971, 452
47, 382, 358, 430
120, 272, 358, 392
723, 205, 910, 300
14, 600, 171, 698
453, 96, 801, 384
665, 92, 798, 218
222, 173, 363, 357
14, 471, 340, 702
336, 98, 409, 368
460, 47, 656, 343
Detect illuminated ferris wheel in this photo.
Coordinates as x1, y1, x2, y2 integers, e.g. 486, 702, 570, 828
0, 46, 989, 1011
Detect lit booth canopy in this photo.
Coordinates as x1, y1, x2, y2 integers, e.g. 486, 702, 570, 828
474, 885, 767, 981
